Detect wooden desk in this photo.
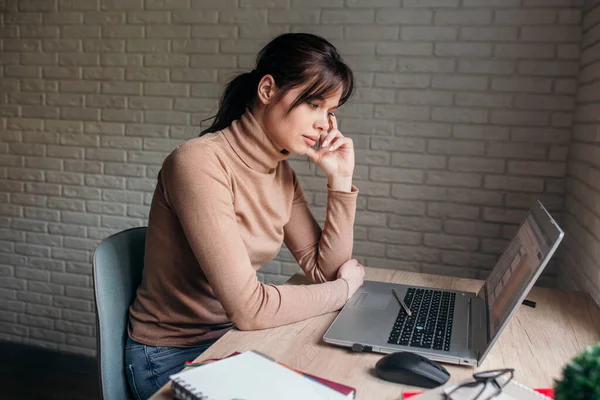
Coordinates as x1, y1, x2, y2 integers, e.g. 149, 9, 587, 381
151, 268, 600, 400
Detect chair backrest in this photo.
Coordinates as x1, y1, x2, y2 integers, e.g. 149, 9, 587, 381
92, 226, 147, 400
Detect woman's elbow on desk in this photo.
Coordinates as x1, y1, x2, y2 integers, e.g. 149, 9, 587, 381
230, 315, 269, 331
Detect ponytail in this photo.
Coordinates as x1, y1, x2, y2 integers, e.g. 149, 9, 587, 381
200, 70, 260, 135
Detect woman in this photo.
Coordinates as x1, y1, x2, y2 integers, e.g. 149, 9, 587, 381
125, 33, 365, 399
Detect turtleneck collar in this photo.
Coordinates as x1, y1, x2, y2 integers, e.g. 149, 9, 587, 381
221, 109, 290, 174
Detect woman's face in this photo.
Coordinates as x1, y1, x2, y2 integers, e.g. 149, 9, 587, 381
259, 80, 343, 155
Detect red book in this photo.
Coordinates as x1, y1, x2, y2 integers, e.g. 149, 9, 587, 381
296, 371, 356, 399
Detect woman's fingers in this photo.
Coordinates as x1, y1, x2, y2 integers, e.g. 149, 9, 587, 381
327, 136, 353, 152
321, 129, 340, 148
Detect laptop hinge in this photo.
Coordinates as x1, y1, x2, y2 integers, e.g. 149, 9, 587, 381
466, 298, 472, 350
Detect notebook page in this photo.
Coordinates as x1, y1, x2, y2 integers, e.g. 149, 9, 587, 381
170, 351, 347, 400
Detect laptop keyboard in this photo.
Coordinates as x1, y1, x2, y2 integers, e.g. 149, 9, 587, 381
387, 288, 456, 352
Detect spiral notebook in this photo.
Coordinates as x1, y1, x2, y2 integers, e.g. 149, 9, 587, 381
405, 378, 552, 399
169, 350, 350, 400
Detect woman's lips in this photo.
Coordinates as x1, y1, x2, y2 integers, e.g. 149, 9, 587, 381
303, 136, 317, 147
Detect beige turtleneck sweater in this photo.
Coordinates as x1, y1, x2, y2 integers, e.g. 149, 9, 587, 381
127, 110, 359, 347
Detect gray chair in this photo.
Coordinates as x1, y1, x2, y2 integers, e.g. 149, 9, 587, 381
92, 226, 147, 400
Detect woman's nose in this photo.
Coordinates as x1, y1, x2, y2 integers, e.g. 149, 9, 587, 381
315, 116, 328, 132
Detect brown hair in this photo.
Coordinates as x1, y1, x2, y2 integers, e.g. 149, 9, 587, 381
201, 33, 355, 135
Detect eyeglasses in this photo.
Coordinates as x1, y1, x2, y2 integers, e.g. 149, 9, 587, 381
443, 368, 515, 400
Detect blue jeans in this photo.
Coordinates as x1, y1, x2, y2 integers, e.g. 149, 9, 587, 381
125, 336, 216, 400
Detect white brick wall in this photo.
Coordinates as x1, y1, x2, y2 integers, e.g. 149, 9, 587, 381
0, 0, 586, 355
560, 0, 600, 307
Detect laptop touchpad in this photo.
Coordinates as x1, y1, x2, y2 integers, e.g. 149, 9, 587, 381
356, 293, 392, 310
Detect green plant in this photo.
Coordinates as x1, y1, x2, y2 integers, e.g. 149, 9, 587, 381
554, 342, 600, 400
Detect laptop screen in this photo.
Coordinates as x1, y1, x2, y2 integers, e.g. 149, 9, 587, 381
484, 211, 553, 339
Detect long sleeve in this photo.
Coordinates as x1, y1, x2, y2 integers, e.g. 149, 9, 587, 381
163, 146, 349, 331
283, 171, 359, 283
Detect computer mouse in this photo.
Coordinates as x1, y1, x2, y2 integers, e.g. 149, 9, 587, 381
375, 351, 450, 388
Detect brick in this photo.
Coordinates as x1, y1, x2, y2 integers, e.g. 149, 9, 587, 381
428, 139, 484, 156
447, 188, 503, 206
147, 0, 189, 8
193, 26, 238, 39
290, 25, 343, 40
426, 171, 482, 188
190, 0, 235, 6
431, 108, 487, 124
144, 110, 189, 125
374, 74, 430, 90
494, 44, 555, 59
62, 186, 101, 201
100, 53, 142, 67
371, 137, 426, 152
374, 105, 430, 121
346, 26, 399, 40
367, 198, 426, 216
494, 10, 556, 25
460, 27, 518, 41
268, 10, 319, 23
463, 0, 520, 5
368, 228, 423, 245
147, 25, 190, 39
127, 39, 169, 53
425, 233, 478, 251
432, 76, 487, 91
483, 207, 528, 224
84, 175, 125, 189
455, 92, 513, 108
435, 10, 491, 25
558, 44, 581, 61
404, 0, 457, 6
84, 11, 126, 24
376, 42, 433, 56
395, 121, 452, 138
576, 81, 600, 103
435, 43, 491, 57
491, 110, 549, 126
46, 223, 85, 238
62, 310, 95, 324
444, 220, 501, 238
102, 25, 143, 38
392, 154, 446, 169
84, 38, 124, 52
521, 27, 581, 43
397, 58, 455, 73
6, 66, 41, 79
25, 157, 62, 171
351, 88, 395, 104
101, 190, 144, 204
128, 10, 171, 24
487, 142, 547, 159
508, 161, 566, 177
60, 81, 99, 94
518, 61, 579, 77
484, 175, 545, 192
575, 104, 600, 123
515, 94, 574, 111
449, 157, 505, 173
321, 10, 375, 24
428, 202, 479, 220
401, 26, 458, 42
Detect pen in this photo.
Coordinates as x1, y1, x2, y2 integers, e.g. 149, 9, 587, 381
392, 289, 412, 317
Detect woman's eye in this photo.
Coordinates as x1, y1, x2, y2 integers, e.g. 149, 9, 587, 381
308, 102, 318, 109
328, 112, 335, 117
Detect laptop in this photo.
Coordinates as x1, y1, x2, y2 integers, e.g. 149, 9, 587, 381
323, 200, 564, 367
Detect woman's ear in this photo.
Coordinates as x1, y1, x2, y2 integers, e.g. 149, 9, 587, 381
256, 74, 277, 106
